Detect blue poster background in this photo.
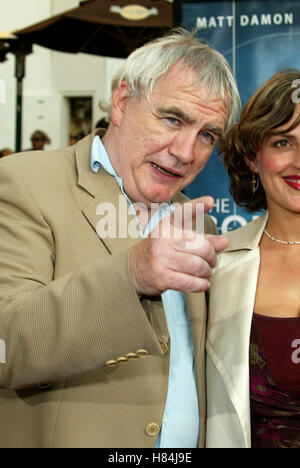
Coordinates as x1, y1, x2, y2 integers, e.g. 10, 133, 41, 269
183, 0, 300, 232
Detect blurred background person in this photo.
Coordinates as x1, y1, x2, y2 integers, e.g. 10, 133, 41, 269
0, 148, 13, 158
69, 132, 86, 145
29, 130, 51, 151
94, 117, 109, 130
69, 134, 78, 145
96, 66, 124, 130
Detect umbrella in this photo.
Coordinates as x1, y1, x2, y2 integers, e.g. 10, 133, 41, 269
0, 31, 33, 152
15, 0, 174, 59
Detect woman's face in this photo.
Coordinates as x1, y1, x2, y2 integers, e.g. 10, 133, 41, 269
248, 104, 300, 214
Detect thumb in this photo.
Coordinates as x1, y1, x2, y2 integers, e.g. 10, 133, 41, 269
206, 234, 229, 253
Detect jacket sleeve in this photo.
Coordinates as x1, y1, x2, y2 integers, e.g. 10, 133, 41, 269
0, 165, 162, 389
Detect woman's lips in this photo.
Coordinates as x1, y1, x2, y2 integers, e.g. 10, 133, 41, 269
282, 176, 300, 191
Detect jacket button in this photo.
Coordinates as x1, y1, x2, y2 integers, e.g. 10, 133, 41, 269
116, 356, 128, 363
136, 349, 149, 357
145, 422, 160, 437
160, 342, 169, 354
105, 359, 118, 368
126, 352, 139, 360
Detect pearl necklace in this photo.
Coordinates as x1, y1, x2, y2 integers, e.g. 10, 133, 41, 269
264, 229, 300, 245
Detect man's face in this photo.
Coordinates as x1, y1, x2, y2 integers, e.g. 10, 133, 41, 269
104, 62, 228, 206
32, 137, 45, 151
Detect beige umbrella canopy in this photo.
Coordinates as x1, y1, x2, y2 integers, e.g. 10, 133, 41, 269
15, 0, 174, 58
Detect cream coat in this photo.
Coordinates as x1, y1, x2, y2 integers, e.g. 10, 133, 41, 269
206, 213, 268, 448
0, 130, 216, 448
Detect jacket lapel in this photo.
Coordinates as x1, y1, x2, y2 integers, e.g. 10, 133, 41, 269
75, 130, 142, 254
207, 213, 268, 447
81, 175, 141, 254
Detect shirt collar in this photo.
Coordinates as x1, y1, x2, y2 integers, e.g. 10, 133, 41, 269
91, 135, 117, 177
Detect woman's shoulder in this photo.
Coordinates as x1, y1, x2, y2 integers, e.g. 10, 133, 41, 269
223, 214, 267, 251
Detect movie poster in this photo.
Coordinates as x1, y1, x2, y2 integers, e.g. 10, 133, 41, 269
183, 0, 300, 232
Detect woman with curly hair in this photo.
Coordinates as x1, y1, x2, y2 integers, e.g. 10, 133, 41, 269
207, 69, 300, 448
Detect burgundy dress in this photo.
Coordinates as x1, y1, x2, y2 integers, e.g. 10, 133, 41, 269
250, 314, 300, 448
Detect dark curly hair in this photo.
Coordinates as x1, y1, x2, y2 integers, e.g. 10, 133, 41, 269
221, 69, 300, 212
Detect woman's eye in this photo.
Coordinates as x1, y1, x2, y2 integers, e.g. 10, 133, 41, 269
274, 139, 290, 148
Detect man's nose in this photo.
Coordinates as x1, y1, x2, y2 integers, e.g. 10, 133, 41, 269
169, 131, 196, 164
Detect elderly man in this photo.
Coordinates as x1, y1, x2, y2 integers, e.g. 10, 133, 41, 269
0, 29, 239, 448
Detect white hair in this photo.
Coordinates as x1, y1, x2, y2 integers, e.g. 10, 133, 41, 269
98, 66, 125, 121
102, 28, 240, 129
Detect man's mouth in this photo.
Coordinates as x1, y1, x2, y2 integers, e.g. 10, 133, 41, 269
151, 162, 182, 178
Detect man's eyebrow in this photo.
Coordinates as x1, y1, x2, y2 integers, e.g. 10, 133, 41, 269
157, 107, 225, 137
157, 107, 196, 124
203, 124, 224, 138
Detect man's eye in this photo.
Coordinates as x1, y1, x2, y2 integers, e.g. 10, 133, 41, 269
166, 117, 180, 125
200, 131, 215, 144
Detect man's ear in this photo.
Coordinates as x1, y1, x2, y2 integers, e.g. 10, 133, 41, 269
244, 156, 258, 174
110, 81, 131, 127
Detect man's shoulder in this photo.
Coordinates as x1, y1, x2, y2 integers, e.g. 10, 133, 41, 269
0, 146, 76, 183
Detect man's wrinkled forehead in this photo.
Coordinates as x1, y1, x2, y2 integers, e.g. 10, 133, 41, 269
149, 63, 229, 124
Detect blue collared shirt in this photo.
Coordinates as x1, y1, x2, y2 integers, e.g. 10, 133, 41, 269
91, 135, 200, 448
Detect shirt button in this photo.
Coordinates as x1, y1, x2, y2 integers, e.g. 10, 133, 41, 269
145, 422, 160, 437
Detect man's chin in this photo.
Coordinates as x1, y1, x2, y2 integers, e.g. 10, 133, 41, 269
144, 188, 178, 205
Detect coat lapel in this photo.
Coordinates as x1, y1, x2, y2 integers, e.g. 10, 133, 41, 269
206, 213, 268, 447
75, 130, 142, 254
81, 175, 141, 254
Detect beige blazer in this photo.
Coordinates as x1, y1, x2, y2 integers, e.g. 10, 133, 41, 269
0, 130, 216, 448
206, 213, 267, 448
